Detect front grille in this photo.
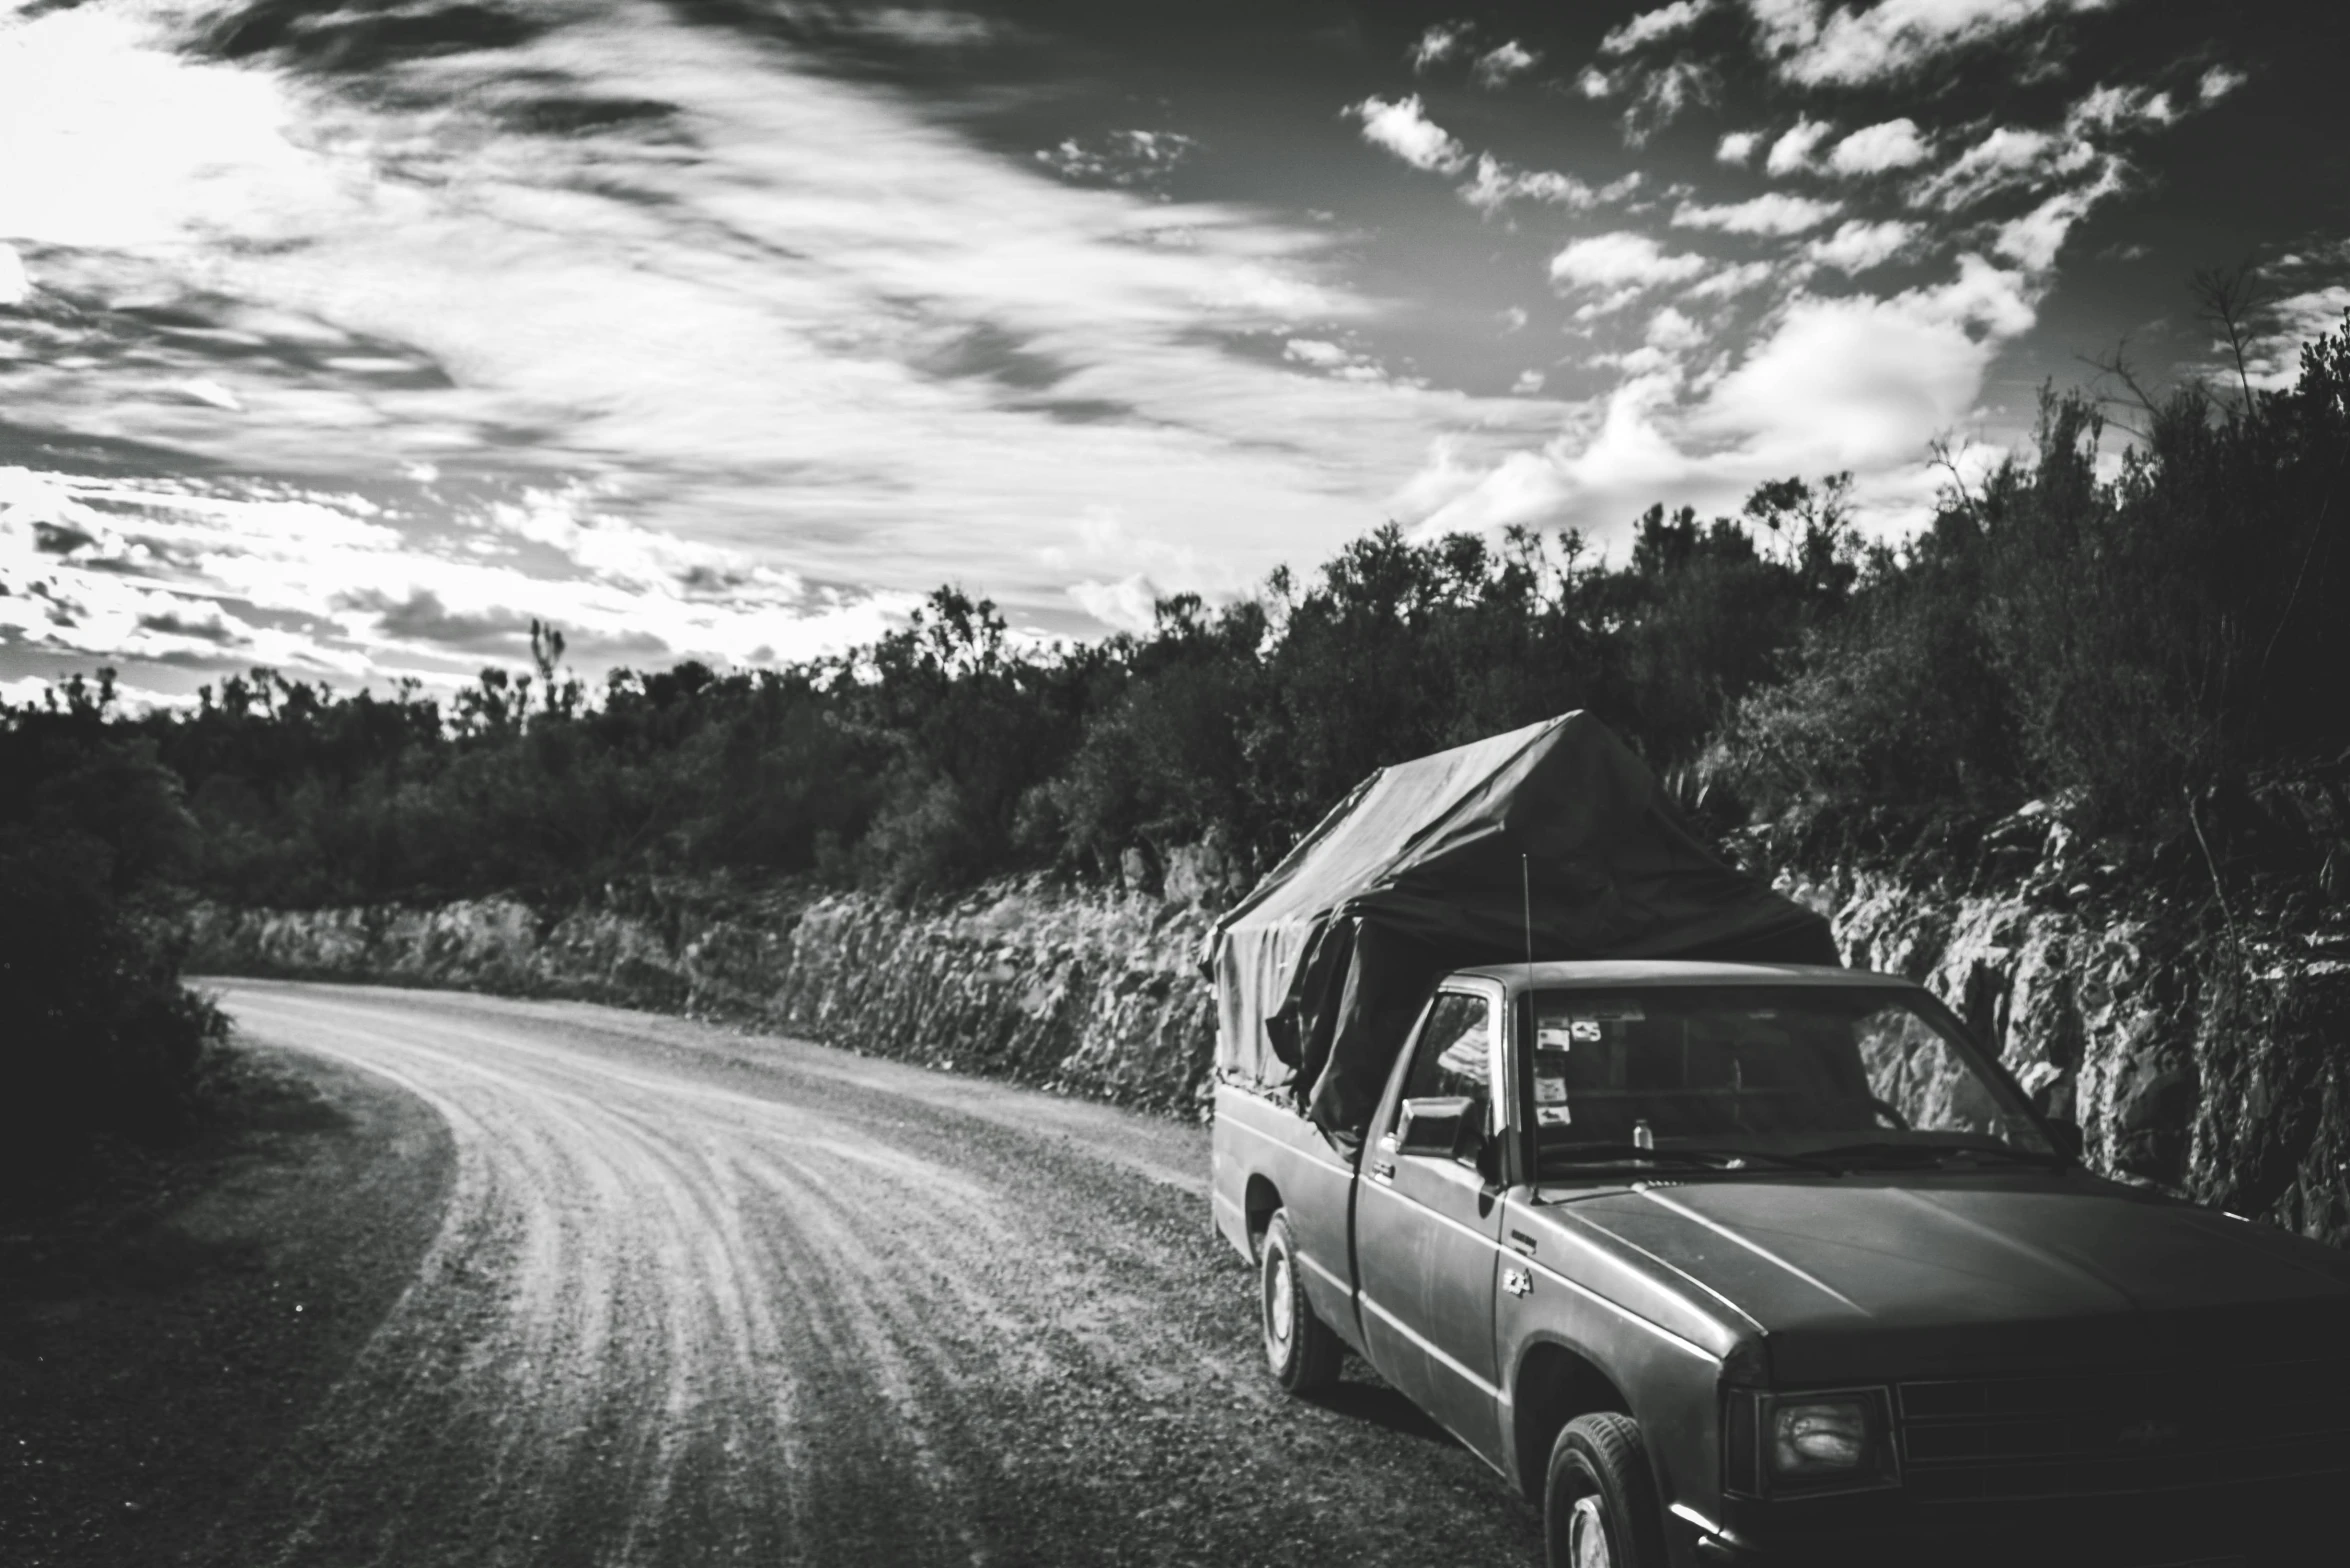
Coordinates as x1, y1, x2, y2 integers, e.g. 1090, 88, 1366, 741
1897, 1359, 2350, 1502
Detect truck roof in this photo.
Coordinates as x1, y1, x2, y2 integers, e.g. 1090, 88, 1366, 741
1448, 959, 1919, 994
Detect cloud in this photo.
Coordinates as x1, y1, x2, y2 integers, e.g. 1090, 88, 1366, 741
2066, 83, 2176, 134
1673, 193, 1844, 235
1414, 253, 2045, 543
1474, 41, 1541, 86
1765, 117, 1835, 175
1577, 67, 1618, 100
1826, 118, 1930, 174
2241, 283, 2350, 389
1347, 94, 1470, 175
1805, 218, 1922, 272
1911, 124, 2094, 208
1067, 573, 1162, 634
1696, 258, 2036, 461
1459, 154, 1599, 214
1992, 170, 2120, 270
1621, 59, 1721, 145
1034, 130, 1198, 190
3, 0, 1580, 681
344, 588, 528, 652
2199, 64, 2247, 104
1512, 369, 1547, 394
1550, 232, 1712, 292
1749, 0, 2113, 88
1410, 21, 1473, 71
1282, 338, 1400, 383
0, 244, 28, 307
1716, 130, 1761, 166
1601, 0, 1715, 56
1684, 259, 1782, 299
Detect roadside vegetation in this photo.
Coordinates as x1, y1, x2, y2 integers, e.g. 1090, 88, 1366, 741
7, 305, 2347, 1181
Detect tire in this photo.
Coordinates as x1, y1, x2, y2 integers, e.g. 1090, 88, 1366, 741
1258, 1209, 1342, 1394
1544, 1412, 1667, 1568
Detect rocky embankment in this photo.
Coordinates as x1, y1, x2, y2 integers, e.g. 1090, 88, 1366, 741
184, 877, 1219, 1115
186, 817, 2350, 1244
1776, 806, 2350, 1248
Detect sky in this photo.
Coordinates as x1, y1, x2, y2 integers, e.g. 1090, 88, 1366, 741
4, 0, 2347, 705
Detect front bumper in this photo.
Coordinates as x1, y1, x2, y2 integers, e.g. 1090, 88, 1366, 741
1679, 1479, 2329, 1568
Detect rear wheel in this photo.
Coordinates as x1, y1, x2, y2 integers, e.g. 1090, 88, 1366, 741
1544, 1412, 1666, 1568
1258, 1209, 1341, 1394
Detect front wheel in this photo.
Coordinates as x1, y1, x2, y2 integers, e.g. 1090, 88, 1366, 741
1544, 1412, 1667, 1568
1258, 1209, 1341, 1394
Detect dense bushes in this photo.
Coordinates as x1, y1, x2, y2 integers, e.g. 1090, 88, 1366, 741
1715, 319, 2350, 901
0, 675, 225, 1198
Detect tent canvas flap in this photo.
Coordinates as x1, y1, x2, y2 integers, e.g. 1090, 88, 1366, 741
1208, 712, 1836, 1134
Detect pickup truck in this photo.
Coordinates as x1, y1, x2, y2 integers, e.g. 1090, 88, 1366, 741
1210, 959, 2350, 1568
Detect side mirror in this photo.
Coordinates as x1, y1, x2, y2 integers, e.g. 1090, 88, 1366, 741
2046, 1116, 2084, 1162
1398, 1096, 1479, 1159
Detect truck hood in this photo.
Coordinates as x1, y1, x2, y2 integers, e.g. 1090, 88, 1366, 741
1555, 1176, 2350, 1381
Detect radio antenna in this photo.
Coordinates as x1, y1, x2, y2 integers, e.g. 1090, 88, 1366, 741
1521, 852, 1535, 988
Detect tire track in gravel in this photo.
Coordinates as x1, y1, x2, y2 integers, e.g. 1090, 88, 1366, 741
200, 980, 1544, 1567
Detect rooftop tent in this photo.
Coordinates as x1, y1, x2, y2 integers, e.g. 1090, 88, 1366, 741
1207, 711, 1838, 1136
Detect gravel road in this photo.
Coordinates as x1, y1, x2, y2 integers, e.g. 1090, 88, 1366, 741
204, 980, 1543, 1568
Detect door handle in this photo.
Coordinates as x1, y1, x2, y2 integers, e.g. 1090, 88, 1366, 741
1370, 1159, 1396, 1184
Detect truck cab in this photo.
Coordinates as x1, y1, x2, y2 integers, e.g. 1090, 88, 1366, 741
1211, 960, 2350, 1568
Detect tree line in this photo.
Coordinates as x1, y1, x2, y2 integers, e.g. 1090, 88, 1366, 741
8, 310, 2347, 1187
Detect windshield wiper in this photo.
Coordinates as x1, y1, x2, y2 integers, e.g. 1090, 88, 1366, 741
1538, 1144, 1824, 1174
1801, 1140, 2068, 1170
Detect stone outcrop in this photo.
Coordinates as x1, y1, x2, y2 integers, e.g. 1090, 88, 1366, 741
1775, 806, 2350, 1248
184, 877, 1221, 1115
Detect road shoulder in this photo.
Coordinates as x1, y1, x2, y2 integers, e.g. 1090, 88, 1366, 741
0, 1038, 454, 1568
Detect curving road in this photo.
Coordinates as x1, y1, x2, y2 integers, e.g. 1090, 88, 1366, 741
202, 981, 1542, 1568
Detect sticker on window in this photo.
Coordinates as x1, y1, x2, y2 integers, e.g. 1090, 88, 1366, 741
1537, 1023, 1575, 1048
1534, 1076, 1567, 1105
1535, 1105, 1573, 1126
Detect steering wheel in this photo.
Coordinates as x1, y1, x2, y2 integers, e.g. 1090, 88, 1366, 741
1866, 1095, 1912, 1131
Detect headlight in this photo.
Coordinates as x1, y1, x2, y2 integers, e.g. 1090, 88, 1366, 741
1724, 1388, 1899, 1497
1771, 1398, 1869, 1474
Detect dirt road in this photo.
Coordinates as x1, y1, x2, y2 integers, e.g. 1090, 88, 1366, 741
201, 981, 1541, 1567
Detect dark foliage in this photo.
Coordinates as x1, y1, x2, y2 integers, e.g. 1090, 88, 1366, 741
1715, 314, 2350, 907
1, 674, 225, 1199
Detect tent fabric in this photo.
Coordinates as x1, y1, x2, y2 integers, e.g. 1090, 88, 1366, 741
1208, 711, 1838, 1136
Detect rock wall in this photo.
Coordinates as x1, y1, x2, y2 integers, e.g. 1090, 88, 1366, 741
186, 829, 2350, 1244
184, 877, 1221, 1115
1778, 811, 2350, 1248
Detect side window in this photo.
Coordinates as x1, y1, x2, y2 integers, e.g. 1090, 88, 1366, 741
1390, 991, 1495, 1158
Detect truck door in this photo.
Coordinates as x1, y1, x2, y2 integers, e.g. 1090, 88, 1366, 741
1354, 984, 1509, 1465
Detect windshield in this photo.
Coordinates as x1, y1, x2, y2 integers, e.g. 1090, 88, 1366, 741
1524, 986, 2053, 1176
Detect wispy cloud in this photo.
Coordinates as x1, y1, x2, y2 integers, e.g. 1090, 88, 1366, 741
1806, 218, 1924, 273
1410, 21, 1473, 72
1550, 232, 1713, 292
1748, 0, 2114, 88
1474, 40, 1541, 87
1673, 193, 1845, 235
1602, 0, 1716, 56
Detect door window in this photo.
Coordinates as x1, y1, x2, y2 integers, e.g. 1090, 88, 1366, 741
1387, 990, 1496, 1162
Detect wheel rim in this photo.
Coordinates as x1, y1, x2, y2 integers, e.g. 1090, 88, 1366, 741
1567, 1496, 1612, 1568
1265, 1247, 1294, 1351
